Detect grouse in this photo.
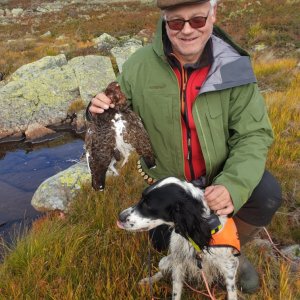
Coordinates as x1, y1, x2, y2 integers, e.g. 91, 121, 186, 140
85, 82, 155, 191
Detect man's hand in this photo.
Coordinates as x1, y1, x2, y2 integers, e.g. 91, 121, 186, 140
204, 185, 234, 216
89, 93, 115, 114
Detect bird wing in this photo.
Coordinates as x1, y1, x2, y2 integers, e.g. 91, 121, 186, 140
123, 111, 155, 168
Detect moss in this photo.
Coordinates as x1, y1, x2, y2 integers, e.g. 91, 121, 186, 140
58, 165, 91, 189
67, 97, 86, 114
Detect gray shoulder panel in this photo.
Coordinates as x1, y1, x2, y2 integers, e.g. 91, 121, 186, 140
201, 35, 257, 94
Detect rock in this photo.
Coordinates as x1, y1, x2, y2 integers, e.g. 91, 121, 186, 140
0, 129, 15, 140
31, 160, 91, 212
111, 39, 143, 72
36, 2, 64, 14
78, 14, 91, 20
96, 13, 106, 20
68, 55, 115, 103
140, 0, 156, 4
281, 244, 300, 273
56, 34, 66, 40
0, 9, 5, 17
25, 123, 56, 141
123, 38, 143, 47
92, 33, 119, 52
252, 238, 273, 250
118, 35, 131, 42
0, 53, 116, 139
134, 29, 154, 44
0, 55, 79, 137
5, 9, 11, 17
40, 31, 52, 38
281, 244, 300, 260
92, 33, 118, 45
0, 132, 24, 143
11, 54, 67, 81
11, 8, 24, 17
253, 43, 267, 52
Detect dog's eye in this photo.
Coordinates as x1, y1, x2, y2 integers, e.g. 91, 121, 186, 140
142, 201, 151, 210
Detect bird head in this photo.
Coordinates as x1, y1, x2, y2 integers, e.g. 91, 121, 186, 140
104, 81, 127, 109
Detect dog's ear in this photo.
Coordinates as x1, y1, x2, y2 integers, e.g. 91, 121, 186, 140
172, 194, 212, 251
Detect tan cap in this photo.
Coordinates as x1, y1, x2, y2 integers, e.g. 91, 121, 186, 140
157, 0, 210, 9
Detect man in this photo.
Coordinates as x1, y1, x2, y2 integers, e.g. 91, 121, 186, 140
88, 0, 282, 293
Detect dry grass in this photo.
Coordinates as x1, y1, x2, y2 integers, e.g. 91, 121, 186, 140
254, 58, 298, 91
218, 0, 300, 51
262, 69, 300, 245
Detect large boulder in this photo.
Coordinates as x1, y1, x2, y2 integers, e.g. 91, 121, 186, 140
0, 56, 79, 137
68, 55, 115, 103
31, 160, 91, 212
0, 54, 116, 140
11, 54, 67, 81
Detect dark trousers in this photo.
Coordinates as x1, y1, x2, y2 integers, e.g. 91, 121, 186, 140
149, 170, 282, 252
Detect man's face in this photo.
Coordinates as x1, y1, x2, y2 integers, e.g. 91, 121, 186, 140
164, 2, 216, 64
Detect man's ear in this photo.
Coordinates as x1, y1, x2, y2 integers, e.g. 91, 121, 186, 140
212, 5, 217, 23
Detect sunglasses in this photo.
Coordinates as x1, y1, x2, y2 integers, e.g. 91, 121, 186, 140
166, 14, 210, 31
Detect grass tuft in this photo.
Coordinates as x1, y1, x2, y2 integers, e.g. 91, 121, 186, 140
253, 58, 298, 91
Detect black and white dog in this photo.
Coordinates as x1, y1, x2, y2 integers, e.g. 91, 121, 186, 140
117, 177, 239, 300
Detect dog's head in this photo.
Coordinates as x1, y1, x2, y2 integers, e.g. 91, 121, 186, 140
117, 177, 213, 250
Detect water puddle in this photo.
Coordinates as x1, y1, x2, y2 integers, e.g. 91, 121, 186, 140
0, 133, 85, 226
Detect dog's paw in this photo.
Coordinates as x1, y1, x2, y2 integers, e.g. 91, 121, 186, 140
139, 272, 164, 285
139, 277, 151, 286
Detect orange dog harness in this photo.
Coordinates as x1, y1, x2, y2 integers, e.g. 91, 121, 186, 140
188, 217, 240, 255
210, 218, 240, 254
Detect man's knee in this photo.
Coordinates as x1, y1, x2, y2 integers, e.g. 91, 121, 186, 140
254, 170, 282, 213
236, 171, 282, 226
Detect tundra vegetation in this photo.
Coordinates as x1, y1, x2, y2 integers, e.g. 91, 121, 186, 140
0, 0, 299, 299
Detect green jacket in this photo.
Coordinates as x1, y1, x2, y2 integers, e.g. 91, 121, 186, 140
117, 19, 274, 213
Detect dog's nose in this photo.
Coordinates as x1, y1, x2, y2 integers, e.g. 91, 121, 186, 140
119, 207, 134, 222
119, 210, 130, 223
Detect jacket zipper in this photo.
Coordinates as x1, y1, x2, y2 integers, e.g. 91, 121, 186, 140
194, 103, 212, 184
181, 68, 195, 181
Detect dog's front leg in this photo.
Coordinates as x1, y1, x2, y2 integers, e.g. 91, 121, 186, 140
172, 264, 184, 300
219, 256, 239, 300
139, 255, 171, 285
